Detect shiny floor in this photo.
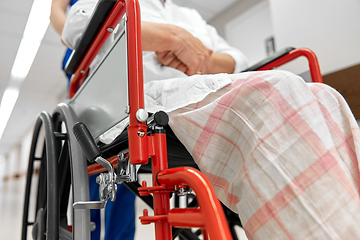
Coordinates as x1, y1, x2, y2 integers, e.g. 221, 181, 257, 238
0, 170, 247, 240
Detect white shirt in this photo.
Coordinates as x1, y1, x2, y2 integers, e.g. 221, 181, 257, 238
62, 0, 248, 83
139, 0, 248, 83
62, 0, 249, 142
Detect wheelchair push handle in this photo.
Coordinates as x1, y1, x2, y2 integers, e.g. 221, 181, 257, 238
73, 122, 102, 164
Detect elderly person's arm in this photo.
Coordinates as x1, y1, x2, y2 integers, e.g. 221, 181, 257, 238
206, 52, 236, 74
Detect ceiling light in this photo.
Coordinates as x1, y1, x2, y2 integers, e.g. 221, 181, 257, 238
10, 38, 42, 79
0, 0, 51, 141
11, 0, 51, 80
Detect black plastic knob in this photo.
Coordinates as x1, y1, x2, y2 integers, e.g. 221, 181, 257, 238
153, 111, 169, 127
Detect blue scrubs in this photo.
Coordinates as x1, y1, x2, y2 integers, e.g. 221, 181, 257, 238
89, 176, 136, 240
62, 1, 136, 239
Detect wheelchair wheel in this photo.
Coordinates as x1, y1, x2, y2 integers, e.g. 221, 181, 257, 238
21, 111, 73, 240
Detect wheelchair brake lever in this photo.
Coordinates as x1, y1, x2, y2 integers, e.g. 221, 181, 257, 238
72, 159, 117, 210
116, 149, 141, 183
72, 164, 116, 210
73, 122, 117, 203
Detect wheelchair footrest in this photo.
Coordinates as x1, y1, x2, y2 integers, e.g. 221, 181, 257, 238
73, 201, 106, 209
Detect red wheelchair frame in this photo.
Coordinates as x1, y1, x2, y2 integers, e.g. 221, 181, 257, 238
69, 0, 232, 239
66, 0, 323, 239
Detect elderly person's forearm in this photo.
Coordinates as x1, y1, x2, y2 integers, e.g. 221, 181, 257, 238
207, 53, 235, 74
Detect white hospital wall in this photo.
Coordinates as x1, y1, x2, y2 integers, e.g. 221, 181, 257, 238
268, 0, 360, 75
19, 129, 33, 173
8, 146, 20, 175
216, 0, 360, 76
225, 1, 274, 67
5, 145, 21, 189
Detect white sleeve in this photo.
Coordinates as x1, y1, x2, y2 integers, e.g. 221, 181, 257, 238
206, 24, 248, 73
61, 0, 98, 50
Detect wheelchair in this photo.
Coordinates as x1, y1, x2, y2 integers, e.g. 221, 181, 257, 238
21, 0, 323, 239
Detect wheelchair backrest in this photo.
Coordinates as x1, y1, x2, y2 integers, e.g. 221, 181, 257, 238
68, 27, 128, 140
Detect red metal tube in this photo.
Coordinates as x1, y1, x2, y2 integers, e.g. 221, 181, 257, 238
151, 132, 172, 240
150, 133, 168, 185
203, 229, 210, 240
126, 0, 149, 165
68, 0, 126, 98
157, 167, 232, 240
167, 208, 205, 228
258, 48, 323, 83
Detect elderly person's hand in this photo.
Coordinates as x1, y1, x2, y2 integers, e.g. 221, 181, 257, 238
155, 51, 189, 74
142, 22, 214, 76
156, 27, 213, 75
142, 22, 235, 75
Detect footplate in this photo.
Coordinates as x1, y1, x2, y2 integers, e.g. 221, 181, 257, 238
73, 201, 106, 209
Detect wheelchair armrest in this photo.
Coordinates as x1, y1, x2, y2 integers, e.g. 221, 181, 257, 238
64, 0, 117, 75
242, 47, 295, 72
242, 47, 323, 83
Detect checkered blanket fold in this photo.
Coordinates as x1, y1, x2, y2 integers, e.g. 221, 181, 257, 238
168, 70, 360, 239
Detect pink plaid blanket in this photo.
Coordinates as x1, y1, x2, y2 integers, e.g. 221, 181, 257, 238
168, 70, 360, 239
